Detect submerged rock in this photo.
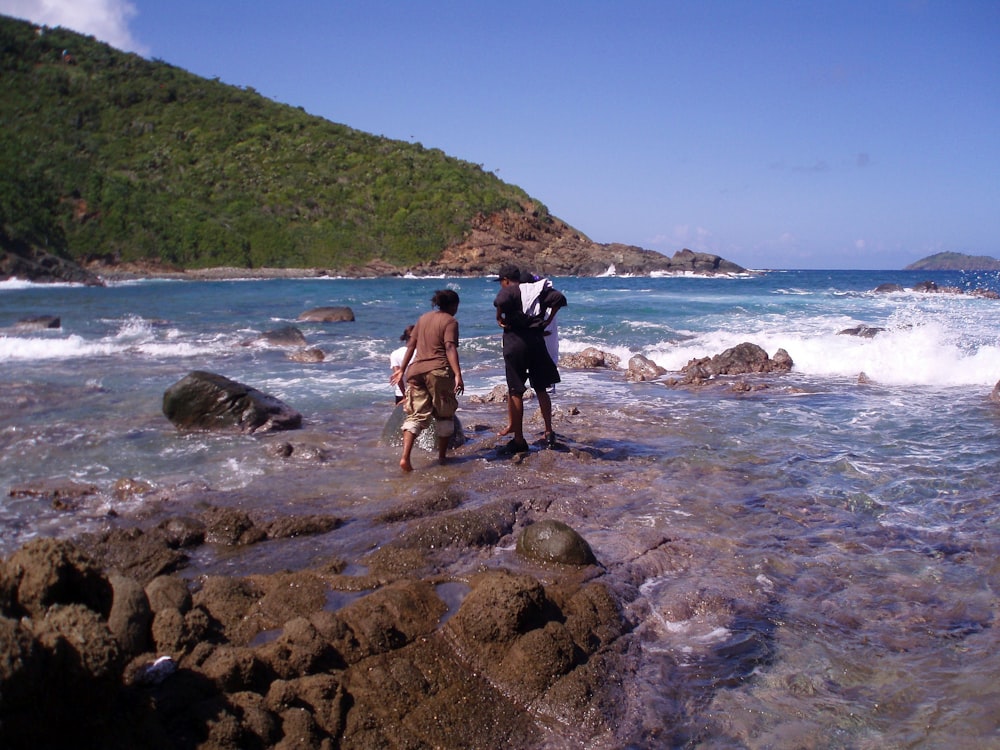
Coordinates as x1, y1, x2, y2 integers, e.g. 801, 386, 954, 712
297, 306, 355, 322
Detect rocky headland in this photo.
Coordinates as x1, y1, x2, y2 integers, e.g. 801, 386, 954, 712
3, 208, 746, 284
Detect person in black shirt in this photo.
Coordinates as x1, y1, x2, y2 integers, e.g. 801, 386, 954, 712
493, 264, 566, 453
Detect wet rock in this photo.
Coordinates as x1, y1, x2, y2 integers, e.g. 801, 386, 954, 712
626, 353, 667, 382
287, 347, 325, 363
255, 325, 308, 347
379, 401, 465, 451
676, 342, 793, 385
297, 306, 355, 322
7, 478, 99, 505
838, 324, 885, 338
162, 370, 303, 434
517, 519, 598, 566
991, 381, 1000, 404
112, 477, 153, 500
14, 315, 60, 330
561, 346, 620, 369
467, 383, 510, 403
381, 499, 519, 553
155, 515, 207, 549
262, 514, 343, 539
874, 283, 904, 293
202, 506, 268, 546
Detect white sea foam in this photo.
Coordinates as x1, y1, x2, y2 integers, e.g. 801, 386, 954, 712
640, 315, 1000, 386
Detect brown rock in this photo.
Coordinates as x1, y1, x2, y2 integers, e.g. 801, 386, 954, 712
626, 353, 667, 382
560, 346, 620, 369
145, 575, 193, 614
4, 538, 113, 619
107, 574, 152, 657
297, 306, 355, 322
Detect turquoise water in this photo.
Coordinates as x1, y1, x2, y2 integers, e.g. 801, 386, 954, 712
2, 269, 1000, 746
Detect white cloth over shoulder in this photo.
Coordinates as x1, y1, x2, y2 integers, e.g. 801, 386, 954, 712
519, 279, 559, 364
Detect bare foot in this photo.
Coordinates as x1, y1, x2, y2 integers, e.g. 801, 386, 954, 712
438, 457, 448, 466
496, 425, 513, 437
400, 459, 413, 472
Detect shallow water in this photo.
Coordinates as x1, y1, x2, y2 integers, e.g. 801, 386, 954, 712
2, 271, 1000, 746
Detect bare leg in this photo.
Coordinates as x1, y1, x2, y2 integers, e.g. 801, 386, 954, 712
400, 430, 416, 472
537, 388, 553, 437
508, 393, 525, 443
496, 398, 514, 436
437, 434, 450, 465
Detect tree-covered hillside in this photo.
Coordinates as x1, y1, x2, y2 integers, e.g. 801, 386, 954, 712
0, 14, 544, 270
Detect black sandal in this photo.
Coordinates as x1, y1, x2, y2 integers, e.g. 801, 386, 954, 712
498, 439, 530, 455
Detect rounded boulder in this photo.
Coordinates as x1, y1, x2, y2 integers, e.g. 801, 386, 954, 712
516, 520, 596, 566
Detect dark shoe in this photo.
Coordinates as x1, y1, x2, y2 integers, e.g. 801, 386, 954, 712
498, 439, 530, 455
544, 431, 558, 448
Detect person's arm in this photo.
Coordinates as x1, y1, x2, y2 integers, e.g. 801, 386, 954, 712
390, 337, 417, 387
445, 340, 464, 394
540, 289, 567, 329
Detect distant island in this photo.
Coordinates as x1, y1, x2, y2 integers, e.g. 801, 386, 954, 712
905, 252, 1000, 271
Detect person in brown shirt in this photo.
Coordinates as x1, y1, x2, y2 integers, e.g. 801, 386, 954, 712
389, 289, 464, 471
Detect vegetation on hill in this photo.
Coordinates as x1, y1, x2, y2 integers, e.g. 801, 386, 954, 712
905, 252, 1000, 271
0, 14, 544, 271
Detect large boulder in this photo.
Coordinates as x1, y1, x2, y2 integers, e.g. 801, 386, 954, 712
678, 342, 793, 384
162, 370, 302, 434
626, 353, 667, 382
380, 402, 465, 451
560, 346, 620, 369
297, 306, 355, 323
255, 325, 308, 347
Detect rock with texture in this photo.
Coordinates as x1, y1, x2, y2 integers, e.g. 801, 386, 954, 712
516, 519, 597, 566
162, 370, 302, 433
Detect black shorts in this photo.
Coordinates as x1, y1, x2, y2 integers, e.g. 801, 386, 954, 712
502, 329, 560, 396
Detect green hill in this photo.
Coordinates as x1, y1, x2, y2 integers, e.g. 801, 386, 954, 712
0, 14, 543, 272
905, 252, 1000, 271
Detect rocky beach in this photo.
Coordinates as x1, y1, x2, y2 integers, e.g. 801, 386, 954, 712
3, 270, 1000, 748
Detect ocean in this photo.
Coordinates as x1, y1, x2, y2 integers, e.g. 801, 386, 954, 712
2, 268, 1000, 746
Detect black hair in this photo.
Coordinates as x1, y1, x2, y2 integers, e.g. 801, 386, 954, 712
431, 289, 460, 311
400, 324, 414, 342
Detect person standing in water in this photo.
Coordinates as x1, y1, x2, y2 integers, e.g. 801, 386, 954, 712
389, 290, 464, 471
493, 265, 566, 452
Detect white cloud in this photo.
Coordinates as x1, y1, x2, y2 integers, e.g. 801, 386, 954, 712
0, 0, 146, 53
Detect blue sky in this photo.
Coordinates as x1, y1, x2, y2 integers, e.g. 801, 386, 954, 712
3, 0, 998, 270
